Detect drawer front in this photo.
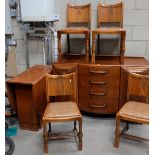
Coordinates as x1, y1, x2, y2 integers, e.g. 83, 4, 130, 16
89, 65, 120, 79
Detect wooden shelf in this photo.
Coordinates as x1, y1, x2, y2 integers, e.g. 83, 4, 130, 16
95, 54, 121, 57
64, 53, 85, 56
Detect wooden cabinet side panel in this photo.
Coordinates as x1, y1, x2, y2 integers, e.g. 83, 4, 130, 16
33, 77, 47, 119
15, 85, 39, 131
78, 65, 90, 110
6, 83, 17, 112
119, 68, 128, 109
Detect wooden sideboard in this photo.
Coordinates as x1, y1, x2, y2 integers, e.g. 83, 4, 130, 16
6, 65, 52, 131
6, 57, 148, 131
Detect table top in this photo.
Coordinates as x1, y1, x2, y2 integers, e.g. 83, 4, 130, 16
123, 56, 148, 66
7, 65, 52, 85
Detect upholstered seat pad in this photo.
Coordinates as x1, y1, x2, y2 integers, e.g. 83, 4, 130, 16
119, 101, 149, 120
59, 27, 90, 34
43, 101, 81, 118
92, 27, 125, 34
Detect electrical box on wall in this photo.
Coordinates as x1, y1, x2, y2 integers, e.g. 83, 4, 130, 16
20, 0, 59, 21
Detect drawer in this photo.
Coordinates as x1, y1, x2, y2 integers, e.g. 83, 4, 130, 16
89, 86, 119, 104
89, 65, 120, 79
88, 100, 118, 114
89, 77, 119, 90
88, 88, 119, 113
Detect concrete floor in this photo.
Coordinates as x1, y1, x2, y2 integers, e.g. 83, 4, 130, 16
12, 115, 149, 155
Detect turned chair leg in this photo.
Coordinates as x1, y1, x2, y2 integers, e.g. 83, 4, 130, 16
85, 33, 89, 63
78, 119, 83, 150
43, 122, 48, 153
114, 116, 121, 148
58, 31, 62, 62
92, 32, 96, 64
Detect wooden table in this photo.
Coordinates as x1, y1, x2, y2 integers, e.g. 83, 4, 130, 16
6, 65, 52, 131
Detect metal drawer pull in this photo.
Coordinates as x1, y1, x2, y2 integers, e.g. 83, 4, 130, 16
90, 70, 107, 74
90, 91, 106, 96
89, 104, 106, 108
90, 80, 107, 85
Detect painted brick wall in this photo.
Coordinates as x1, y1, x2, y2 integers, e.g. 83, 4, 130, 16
12, 0, 149, 73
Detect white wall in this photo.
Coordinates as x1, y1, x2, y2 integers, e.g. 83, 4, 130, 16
12, 0, 149, 73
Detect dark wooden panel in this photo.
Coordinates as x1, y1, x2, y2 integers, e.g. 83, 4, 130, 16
15, 85, 39, 131
33, 77, 47, 118
78, 64, 90, 110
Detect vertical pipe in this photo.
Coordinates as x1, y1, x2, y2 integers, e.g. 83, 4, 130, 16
42, 38, 46, 65
24, 32, 29, 68
45, 23, 58, 63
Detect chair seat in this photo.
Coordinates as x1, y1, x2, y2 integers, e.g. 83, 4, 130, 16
58, 27, 90, 34
92, 27, 125, 34
43, 102, 82, 121
118, 101, 149, 120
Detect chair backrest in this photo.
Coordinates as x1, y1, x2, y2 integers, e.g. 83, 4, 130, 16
52, 63, 77, 75
67, 3, 91, 28
127, 72, 149, 102
98, 2, 123, 27
46, 73, 77, 103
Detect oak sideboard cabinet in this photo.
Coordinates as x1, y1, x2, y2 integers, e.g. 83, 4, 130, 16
6, 57, 148, 131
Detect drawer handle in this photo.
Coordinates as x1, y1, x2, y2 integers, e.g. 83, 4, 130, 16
89, 104, 106, 108
90, 91, 106, 96
90, 80, 107, 85
90, 70, 107, 74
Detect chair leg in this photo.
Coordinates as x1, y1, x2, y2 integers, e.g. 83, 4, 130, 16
78, 119, 83, 150
58, 31, 62, 62
73, 121, 77, 131
85, 33, 89, 63
97, 34, 100, 55
126, 121, 129, 131
92, 32, 96, 64
114, 116, 121, 148
43, 122, 48, 153
67, 34, 70, 54
48, 123, 52, 133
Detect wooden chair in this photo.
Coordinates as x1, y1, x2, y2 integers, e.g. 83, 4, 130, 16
42, 73, 83, 153
92, 2, 126, 64
58, 3, 91, 63
114, 71, 149, 148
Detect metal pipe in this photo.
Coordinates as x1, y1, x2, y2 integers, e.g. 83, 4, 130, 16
42, 38, 46, 65
45, 22, 58, 63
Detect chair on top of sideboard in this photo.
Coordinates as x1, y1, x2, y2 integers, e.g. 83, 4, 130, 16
57, 3, 91, 63
92, 2, 126, 64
